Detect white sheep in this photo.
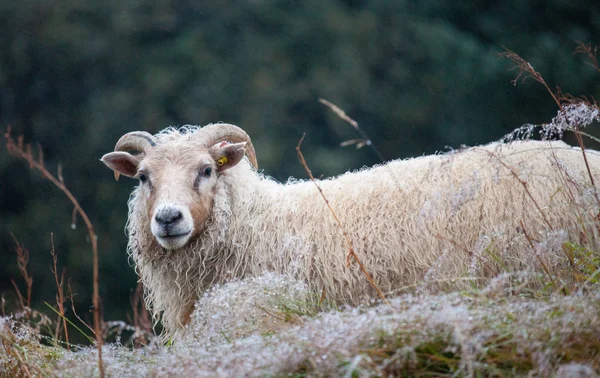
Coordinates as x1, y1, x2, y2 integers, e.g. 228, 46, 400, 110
101, 123, 600, 336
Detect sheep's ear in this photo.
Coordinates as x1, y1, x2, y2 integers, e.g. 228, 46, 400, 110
209, 142, 247, 172
100, 151, 140, 181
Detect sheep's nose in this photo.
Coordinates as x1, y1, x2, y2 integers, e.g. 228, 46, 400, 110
155, 208, 183, 226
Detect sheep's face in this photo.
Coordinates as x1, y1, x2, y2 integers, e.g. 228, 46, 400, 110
101, 141, 247, 250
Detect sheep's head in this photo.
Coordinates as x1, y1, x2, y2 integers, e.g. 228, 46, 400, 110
101, 124, 258, 250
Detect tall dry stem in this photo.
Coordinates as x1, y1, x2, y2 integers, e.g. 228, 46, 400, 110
9, 279, 26, 312
296, 134, 390, 306
10, 234, 33, 309
4, 127, 104, 377
519, 220, 556, 289
50, 233, 70, 349
500, 46, 600, 209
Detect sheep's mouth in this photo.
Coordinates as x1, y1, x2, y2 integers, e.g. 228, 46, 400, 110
154, 227, 192, 238
155, 231, 192, 249
160, 231, 191, 239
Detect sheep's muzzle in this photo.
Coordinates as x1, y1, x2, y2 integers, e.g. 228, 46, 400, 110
150, 203, 194, 250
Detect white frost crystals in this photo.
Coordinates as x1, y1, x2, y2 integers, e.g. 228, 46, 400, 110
4, 274, 600, 376
502, 102, 600, 142
544, 102, 600, 139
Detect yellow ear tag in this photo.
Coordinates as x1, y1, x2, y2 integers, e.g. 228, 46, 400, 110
217, 156, 228, 167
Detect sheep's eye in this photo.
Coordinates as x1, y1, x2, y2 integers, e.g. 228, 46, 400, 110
203, 167, 212, 177
139, 174, 148, 183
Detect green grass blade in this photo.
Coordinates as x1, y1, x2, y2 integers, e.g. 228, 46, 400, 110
44, 301, 95, 344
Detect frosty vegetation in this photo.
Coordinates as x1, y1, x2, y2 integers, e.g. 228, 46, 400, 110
2, 272, 600, 377
3, 54, 600, 377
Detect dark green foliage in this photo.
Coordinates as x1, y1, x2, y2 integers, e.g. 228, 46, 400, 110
1, 0, 599, 334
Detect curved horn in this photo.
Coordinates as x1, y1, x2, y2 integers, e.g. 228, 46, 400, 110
109, 131, 157, 181
114, 131, 157, 154
197, 123, 258, 169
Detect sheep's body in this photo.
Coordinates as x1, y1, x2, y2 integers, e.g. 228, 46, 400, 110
125, 131, 600, 336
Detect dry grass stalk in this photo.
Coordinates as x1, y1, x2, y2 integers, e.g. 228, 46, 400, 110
499, 48, 562, 109
295, 134, 390, 306
3, 127, 104, 377
500, 46, 600, 209
319, 98, 386, 162
319, 287, 327, 305
10, 234, 33, 309
128, 282, 152, 347
9, 279, 26, 312
482, 149, 553, 230
519, 220, 556, 288
5, 336, 33, 377
67, 280, 96, 336
545, 147, 597, 245
575, 41, 600, 73
573, 128, 599, 207
0, 320, 46, 377
50, 233, 70, 349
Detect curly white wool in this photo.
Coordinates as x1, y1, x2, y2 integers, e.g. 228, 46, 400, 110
125, 127, 600, 337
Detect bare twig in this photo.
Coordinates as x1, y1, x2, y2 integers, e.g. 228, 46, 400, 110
319, 99, 386, 162
50, 233, 70, 350
4, 127, 104, 377
296, 134, 390, 306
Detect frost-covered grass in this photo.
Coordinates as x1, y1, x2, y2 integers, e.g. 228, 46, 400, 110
2, 272, 600, 377
3, 48, 600, 377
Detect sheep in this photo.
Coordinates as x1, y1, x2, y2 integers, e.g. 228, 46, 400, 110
101, 123, 600, 337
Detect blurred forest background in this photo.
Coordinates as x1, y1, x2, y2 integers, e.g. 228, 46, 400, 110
1, 0, 600, 335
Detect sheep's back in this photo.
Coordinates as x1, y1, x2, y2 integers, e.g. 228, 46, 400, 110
229, 141, 600, 302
